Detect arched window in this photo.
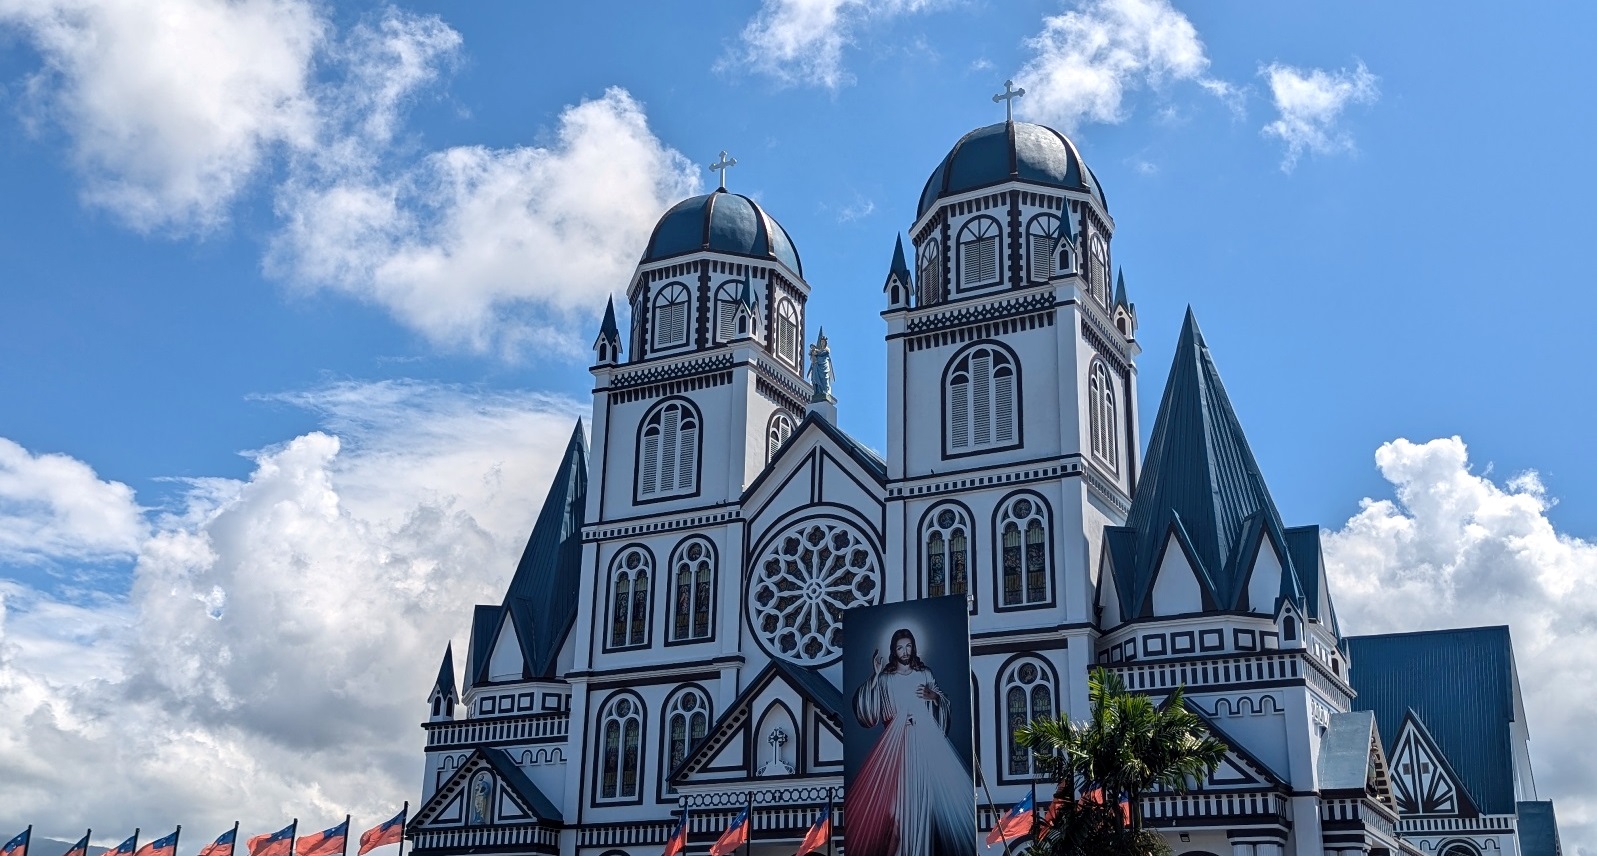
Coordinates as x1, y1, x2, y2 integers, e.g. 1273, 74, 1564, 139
638, 399, 700, 499
1002, 656, 1057, 776
1027, 214, 1061, 283
714, 281, 744, 343
923, 504, 972, 602
669, 537, 715, 642
651, 282, 690, 350
1088, 360, 1118, 472
597, 693, 644, 800
997, 493, 1050, 607
916, 237, 944, 306
957, 216, 1002, 289
1283, 615, 1298, 641
946, 343, 1019, 454
767, 410, 796, 463
608, 546, 652, 649
662, 686, 712, 786
776, 299, 801, 366
1089, 234, 1109, 305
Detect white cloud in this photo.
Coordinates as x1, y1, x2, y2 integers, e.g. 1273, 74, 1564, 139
1260, 60, 1378, 170
1015, 0, 1230, 130
269, 87, 701, 356
0, 0, 326, 234
0, 382, 584, 832
724, 0, 940, 90
1325, 437, 1597, 855
0, 438, 144, 565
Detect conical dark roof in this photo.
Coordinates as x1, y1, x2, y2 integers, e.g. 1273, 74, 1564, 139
885, 235, 910, 290
597, 297, 620, 343
430, 642, 457, 701
479, 420, 588, 682
1103, 309, 1311, 619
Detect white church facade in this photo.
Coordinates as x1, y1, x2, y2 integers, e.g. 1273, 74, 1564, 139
406, 111, 1562, 856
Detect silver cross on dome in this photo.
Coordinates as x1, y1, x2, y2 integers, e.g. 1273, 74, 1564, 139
993, 80, 1025, 122
709, 151, 738, 190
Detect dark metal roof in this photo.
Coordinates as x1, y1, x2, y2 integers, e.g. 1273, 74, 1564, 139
429, 642, 457, 702
1102, 309, 1320, 622
642, 189, 802, 275
917, 121, 1104, 218
596, 296, 619, 345
479, 747, 563, 823
1517, 801, 1562, 856
1319, 711, 1378, 791
884, 234, 910, 292
1346, 626, 1519, 815
467, 603, 501, 685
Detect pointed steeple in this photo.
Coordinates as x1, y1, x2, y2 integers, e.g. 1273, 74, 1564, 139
1103, 309, 1301, 618
883, 235, 911, 309
594, 297, 621, 365
1056, 196, 1077, 248
479, 420, 588, 684
431, 643, 457, 701
1114, 269, 1128, 308
888, 235, 910, 284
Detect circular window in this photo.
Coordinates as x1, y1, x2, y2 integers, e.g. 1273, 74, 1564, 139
747, 518, 882, 665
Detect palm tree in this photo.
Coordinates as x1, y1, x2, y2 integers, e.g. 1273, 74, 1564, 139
1016, 667, 1225, 856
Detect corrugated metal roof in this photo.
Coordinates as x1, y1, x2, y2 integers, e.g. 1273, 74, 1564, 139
1102, 309, 1320, 622
480, 747, 563, 822
1517, 801, 1562, 856
1346, 626, 1518, 815
499, 421, 589, 681
429, 642, 456, 701
1319, 711, 1377, 791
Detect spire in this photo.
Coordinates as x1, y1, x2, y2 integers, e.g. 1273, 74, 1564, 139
883, 234, 912, 310
889, 235, 910, 283
1056, 196, 1076, 248
1103, 309, 1299, 618
1114, 268, 1128, 308
430, 642, 457, 702
599, 296, 619, 340
482, 419, 588, 683
739, 272, 758, 310
594, 297, 621, 364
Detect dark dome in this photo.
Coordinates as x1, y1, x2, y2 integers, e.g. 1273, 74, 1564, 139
918, 121, 1105, 218
642, 189, 802, 275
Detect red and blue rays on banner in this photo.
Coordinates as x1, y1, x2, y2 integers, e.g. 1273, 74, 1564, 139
984, 790, 1035, 846
795, 806, 832, 856
357, 810, 405, 856
135, 830, 179, 856
105, 834, 138, 856
660, 813, 689, 856
197, 829, 236, 856
708, 806, 750, 856
59, 833, 90, 856
2, 829, 29, 856
247, 824, 295, 856
297, 819, 348, 856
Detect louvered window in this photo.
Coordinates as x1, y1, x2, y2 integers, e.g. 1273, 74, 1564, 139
714, 280, 745, 343
652, 282, 690, 350
1089, 360, 1118, 472
917, 238, 944, 306
638, 400, 701, 499
767, 411, 795, 463
957, 217, 1002, 289
946, 344, 1019, 454
776, 299, 800, 366
1090, 234, 1109, 306
1028, 214, 1061, 283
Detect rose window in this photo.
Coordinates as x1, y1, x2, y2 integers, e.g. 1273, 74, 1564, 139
747, 519, 881, 665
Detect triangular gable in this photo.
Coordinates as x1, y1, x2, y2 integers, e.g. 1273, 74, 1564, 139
670, 660, 844, 785
1182, 708, 1288, 791
1389, 710, 1480, 817
413, 747, 562, 829
742, 413, 886, 517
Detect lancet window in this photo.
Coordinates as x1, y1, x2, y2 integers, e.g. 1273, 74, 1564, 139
997, 493, 1050, 607
608, 546, 652, 649
638, 399, 700, 499
1088, 360, 1119, 472
916, 237, 944, 306
668, 537, 715, 642
946, 342, 1019, 455
662, 686, 711, 789
1002, 657, 1057, 776
1089, 234, 1109, 306
923, 504, 972, 602
597, 693, 644, 800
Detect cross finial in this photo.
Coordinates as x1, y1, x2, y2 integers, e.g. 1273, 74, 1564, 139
993, 80, 1025, 122
709, 151, 738, 190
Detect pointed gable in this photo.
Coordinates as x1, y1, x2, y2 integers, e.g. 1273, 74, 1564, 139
481, 421, 588, 683
414, 747, 562, 828
1318, 711, 1397, 810
1385, 710, 1479, 817
1101, 309, 1314, 622
671, 660, 845, 786
429, 643, 458, 703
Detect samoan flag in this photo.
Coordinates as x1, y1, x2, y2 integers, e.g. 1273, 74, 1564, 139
795, 807, 831, 856
356, 811, 404, 856
134, 830, 178, 856
59, 833, 89, 856
659, 813, 688, 856
708, 806, 749, 856
1036, 782, 1069, 838
297, 821, 347, 856
984, 790, 1035, 846
196, 830, 235, 856
2, 829, 28, 856
104, 835, 138, 856
247, 825, 294, 856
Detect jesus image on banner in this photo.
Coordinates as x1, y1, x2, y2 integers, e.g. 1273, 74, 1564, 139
848, 627, 979, 856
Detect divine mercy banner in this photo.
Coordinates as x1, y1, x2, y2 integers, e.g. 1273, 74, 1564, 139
842, 595, 978, 856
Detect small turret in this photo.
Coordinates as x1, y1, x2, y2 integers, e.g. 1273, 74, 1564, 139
883, 235, 911, 310
593, 297, 621, 366
1056, 196, 1078, 276
1112, 269, 1138, 339
733, 274, 759, 340
428, 643, 458, 722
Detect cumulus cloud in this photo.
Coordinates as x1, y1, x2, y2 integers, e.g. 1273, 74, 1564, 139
723, 0, 940, 90
269, 87, 701, 356
1015, 0, 1231, 130
1325, 437, 1597, 853
0, 438, 144, 565
1260, 61, 1378, 170
0, 382, 584, 832
0, 0, 326, 234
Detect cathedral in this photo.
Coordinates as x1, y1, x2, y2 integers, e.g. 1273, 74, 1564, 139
404, 110, 1563, 856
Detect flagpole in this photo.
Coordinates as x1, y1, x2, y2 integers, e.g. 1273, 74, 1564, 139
340, 818, 350, 856
24, 825, 32, 856
743, 791, 753, 856
230, 823, 239, 856
290, 821, 298, 856
133, 827, 141, 856
1029, 782, 1037, 843
826, 788, 835, 856
973, 755, 1015, 856
85, 830, 92, 856
172, 827, 181, 856
396, 803, 408, 856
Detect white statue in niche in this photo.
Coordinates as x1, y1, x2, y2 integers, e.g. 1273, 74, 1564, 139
468, 771, 492, 824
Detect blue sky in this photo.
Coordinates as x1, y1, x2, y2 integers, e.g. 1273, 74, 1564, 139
1, 0, 1594, 851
